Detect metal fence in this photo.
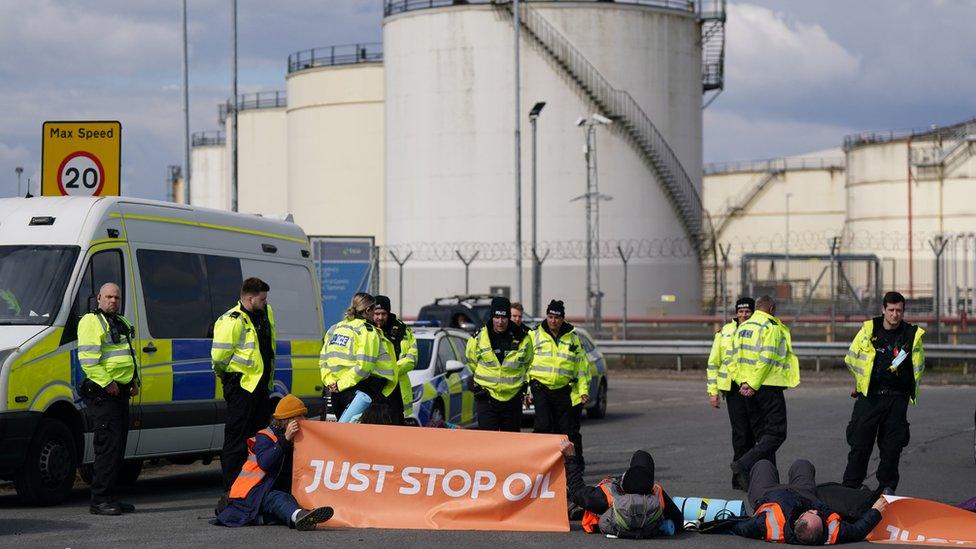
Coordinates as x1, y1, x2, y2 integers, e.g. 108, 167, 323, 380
287, 43, 383, 73
704, 156, 845, 175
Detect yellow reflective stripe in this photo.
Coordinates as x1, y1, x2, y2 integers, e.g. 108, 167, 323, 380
110, 213, 307, 244
101, 349, 131, 359
757, 355, 785, 367
847, 363, 865, 376
373, 367, 395, 377
79, 357, 100, 366
739, 358, 756, 365
706, 379, 717, 386
529, 365, 576, 377
717, 372, 728, 379
212, 342, 233, 350
77, 345, 100, 353
231, 356, 254, 367
475, 373, 523, 385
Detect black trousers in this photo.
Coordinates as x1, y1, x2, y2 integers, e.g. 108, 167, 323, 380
532, 381, 574, 437
843, 393, 910, 490
725, 384, 757, 463
84, 391, 131, 505
221, 379, 270, 491
475, 390, 523, 432
747, 459, 818, 512
377, 383, 406, 426
329, 387, 356, 420
569, 403, 584, 466
736, 386, 787, 475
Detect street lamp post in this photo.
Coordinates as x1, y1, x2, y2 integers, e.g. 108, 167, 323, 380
15, 167, 23, 197
230, 0, 239, 212
513, 0, 523, 303
529, 101, 546, 316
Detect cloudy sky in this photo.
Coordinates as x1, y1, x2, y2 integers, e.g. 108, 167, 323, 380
1, 0, 972, 200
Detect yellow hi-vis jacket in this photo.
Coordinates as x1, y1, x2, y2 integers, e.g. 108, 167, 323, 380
845, 318, 925, 403
731, 310, 799, 390
211, 303, 277, 393
393, 325, 419, 413
707, 320, 738, 396
78, 311, 137, 387
319, 318, 398, 397
465, 327, 533, 402
528, 324, 590, 396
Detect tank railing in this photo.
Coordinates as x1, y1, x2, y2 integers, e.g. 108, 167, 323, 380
704, 156, 845, 175
843, 117, 976, 150
218, 91, 287, 124
911, 122, 976, 168
384, 0, 694, 17
287, 43, 383, 73
497, 0, 710, 254
191, 130, 225, 147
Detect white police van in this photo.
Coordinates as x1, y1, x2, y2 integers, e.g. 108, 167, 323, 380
0, 196, 324, 504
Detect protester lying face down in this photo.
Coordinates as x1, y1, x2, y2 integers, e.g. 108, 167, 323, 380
212, 395, 334, 531
561, 441, 685, 538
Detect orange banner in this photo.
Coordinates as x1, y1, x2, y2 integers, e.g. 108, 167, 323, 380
868, 496, 976, 546
292, 421, 569, 532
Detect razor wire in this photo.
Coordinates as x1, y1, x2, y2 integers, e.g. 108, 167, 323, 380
378, 237, 698, 263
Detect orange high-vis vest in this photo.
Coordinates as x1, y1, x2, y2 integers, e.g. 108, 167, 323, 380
754, 502, 842, 544
580, 478, 665, 534
228, 428, 279, 499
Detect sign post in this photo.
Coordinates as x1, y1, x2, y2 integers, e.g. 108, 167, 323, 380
42, 121, 121, 197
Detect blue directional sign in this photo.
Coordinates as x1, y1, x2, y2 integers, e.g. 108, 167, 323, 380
310, 237, 375, 328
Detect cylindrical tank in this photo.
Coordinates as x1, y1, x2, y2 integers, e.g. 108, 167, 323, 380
286, 44, 385, 240
703, 152, 846, 304
383, 1, 703, 317
844, 121, 976, 301
190, 131, 229, 210
235, 92, 288, 216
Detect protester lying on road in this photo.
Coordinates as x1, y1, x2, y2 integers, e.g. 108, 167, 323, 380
560, 440, 685, 538
212, 394, 333, 530
727, 459, 885, 545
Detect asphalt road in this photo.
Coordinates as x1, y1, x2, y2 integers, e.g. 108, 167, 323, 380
1, 376, 973, 548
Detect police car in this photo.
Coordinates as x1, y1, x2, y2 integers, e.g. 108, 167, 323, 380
406, 327, 477, 427
521, 325, 609, 420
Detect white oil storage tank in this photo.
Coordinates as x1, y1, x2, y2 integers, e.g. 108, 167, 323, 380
383, 0, 715, 317
231, 92, 289, 216
844, 119, 976, 307
286, 43, 385, 240
190, 131, 229, 210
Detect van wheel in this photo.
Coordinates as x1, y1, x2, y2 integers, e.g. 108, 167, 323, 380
587, 380, 608, 419
14, 419, 77, 506
118, 460, 143, 486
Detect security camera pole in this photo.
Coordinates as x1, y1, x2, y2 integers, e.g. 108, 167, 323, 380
572, 114, 613, 331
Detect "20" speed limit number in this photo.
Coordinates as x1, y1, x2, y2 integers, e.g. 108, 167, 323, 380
57, 151, 105, 196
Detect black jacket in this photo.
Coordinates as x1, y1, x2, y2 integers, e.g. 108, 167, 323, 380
731, 488, 882, 544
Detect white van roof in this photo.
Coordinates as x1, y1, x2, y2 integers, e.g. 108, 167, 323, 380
0, 197, 309, 255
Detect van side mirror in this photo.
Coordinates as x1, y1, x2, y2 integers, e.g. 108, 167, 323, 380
445, 360, 465, 374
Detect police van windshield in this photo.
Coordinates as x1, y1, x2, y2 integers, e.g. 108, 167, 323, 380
0, 245, 80, 325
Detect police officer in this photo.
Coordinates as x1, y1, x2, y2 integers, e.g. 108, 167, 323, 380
78, 282, 138, 516
320, 292, 398, 423
842, 291, 924, 494
465, 296, 533, 431
510, 301, 530, 338
212, 277, 276, 492
528, 300, 590, 463
372, 295, 418, 423
707, 297, 755, 489
729, 295, 799, 488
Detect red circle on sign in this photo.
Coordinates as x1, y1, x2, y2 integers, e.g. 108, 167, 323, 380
56, 151, 106, 196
